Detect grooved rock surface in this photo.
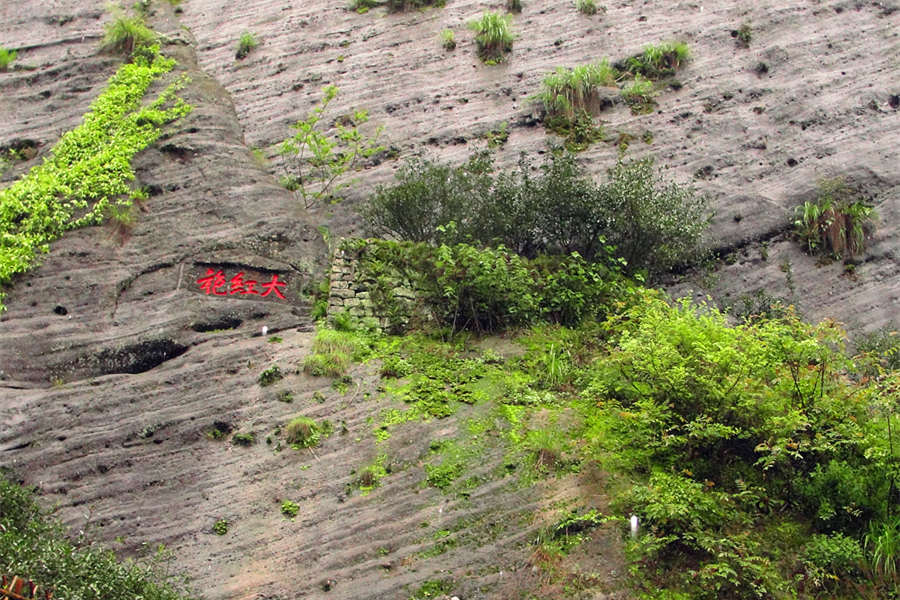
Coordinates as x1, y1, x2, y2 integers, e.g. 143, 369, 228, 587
1, 0, 898, 598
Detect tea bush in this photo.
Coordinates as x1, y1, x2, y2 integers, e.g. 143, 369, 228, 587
363, 151, 710, 279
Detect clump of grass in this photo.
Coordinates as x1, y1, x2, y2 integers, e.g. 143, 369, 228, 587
102, 11, 157, 55
385, 0, 446, 11
468, 11, 514, 64
794, 178, 877, 258
621, 74, 656, 113
232, 432, 255, 446
235, 31, 259, 60
302, 328, 370, 377
538, 59, 618, 121
284, 416, 332, 448
575, 0, 598, 15
0, 47, 17, 71
623, 41, 690, 79
506, 0, 523, 13
734, 22, 752, 48
440, 28, 456, 51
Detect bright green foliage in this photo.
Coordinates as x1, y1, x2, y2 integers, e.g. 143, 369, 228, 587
235, 32, 258, 60
279, 85, 384, 208
620, 74, 656, 113
575, 0, 598, 15
102, 12, 157, 55
363, 152, 710, 278
439, 28, 456, 50
587, 293, 900, 596
302, 326, 372, 376
410, 579, 453, 599
0, 46, 190, 311
622, 41, 690, 79
280, 500, 299, 518
232, 432, 255, 446
212, 519, 229, 535
794, 178, 876, 258
468, 12, 514, 64
0, 476, 197, 599
0, 47, 17, 71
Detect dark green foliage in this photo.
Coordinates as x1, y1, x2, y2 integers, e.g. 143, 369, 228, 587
386, 0, 445, 11
362, 151, 710, 279
619, 41, 690, 79
734, 23, 752, 48
232, 432, 255, 446
343, 238, 632, 333
0, 476, 197, 600
257, 365, 283, 386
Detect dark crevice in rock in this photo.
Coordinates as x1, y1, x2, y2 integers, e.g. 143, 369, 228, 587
191, 315, 243, 332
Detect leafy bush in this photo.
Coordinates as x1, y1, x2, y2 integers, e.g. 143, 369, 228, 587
235, 32, 259, 59
794, 178, 876, 258
232, 432, 255, 446
102, 12, 157, 55
363, 151, 710, 278
279, 85, 384, 208
468, 12, 514, 64
0, 46, 190, 312
0, 47, 17, 71
212, 518, 229, 535
802, 533, 864, 578
257, 365, 283, 386
0, 476, 197, 600
280, 500, 299, 518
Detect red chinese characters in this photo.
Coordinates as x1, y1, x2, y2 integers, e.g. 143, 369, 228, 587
196, 269, 287, 300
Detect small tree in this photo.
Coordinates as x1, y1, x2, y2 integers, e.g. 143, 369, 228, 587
279, 85, 384, 208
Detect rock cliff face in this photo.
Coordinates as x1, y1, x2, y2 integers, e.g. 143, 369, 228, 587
0, 0, 897, 598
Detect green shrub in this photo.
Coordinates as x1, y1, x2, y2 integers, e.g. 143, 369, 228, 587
235, 32, 258, 59
620, 74, 656, 113
0, 46, 190, 312
258, 365, 284, 386
575, 0, 598, 15
212, 518, 229, 535
802, 533, 864, 578
794, 178, 876, 258
622, 41, 690, 79
102, 12, 157, 55
232, 432, 255, 446
734, 22, 752, 48
284, 416, 331, 448
0, 47, 17, 71
280, 500, 299, 518
363, 151, 710, 278
856, 325, 900, 373
468, 12, 514, 64
440, 28, 456, 50
0, 476, 197, 599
